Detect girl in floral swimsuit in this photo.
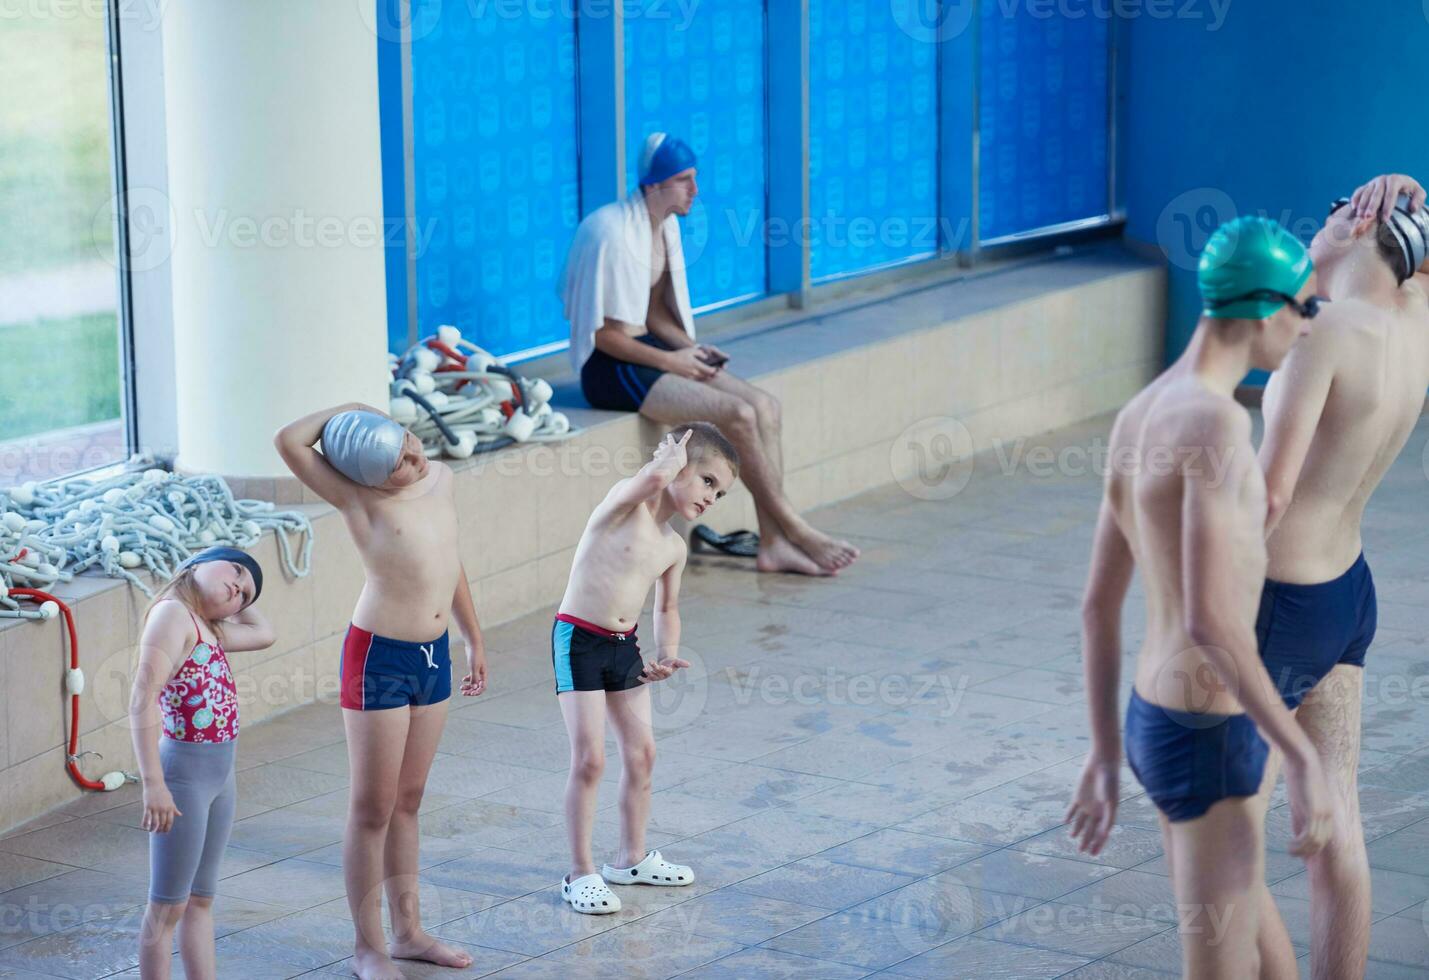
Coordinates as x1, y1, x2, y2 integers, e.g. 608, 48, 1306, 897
128, 547, 274, 980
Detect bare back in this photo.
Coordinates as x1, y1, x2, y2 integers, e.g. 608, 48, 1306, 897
1265, 284, 1429, 581
1108, 370, 1268, 713
559, 479, 684, 632
345, 462, 463, 641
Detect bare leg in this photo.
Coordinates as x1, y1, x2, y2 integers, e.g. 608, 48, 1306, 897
137, 899, 185, 979
175, 895, 216, 980
1249, 744, 1298, 979
604, 685, 656, 869
384, 699, 472, 969
640, 373, 830, 575
342, 706, 409, 980
1167, 796, 1279, 979
558, 690, 607, 878
704, 370, 860, 570
1297, 665, 1370, 980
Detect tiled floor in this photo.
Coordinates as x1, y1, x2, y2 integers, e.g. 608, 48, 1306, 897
1, 412, 1427, 978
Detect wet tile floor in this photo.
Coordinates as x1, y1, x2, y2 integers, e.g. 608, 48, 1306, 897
1, 413, 1426, 978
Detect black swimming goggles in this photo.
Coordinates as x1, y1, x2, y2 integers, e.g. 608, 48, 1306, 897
1206, 289, 1325, 319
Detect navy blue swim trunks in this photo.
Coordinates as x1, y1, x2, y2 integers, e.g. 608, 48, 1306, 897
1256, 552, 1376, 709
340, 625, 451, 710
551, 613, 644, 695
580, 333, 673, 412
1124, 689, 1269, 822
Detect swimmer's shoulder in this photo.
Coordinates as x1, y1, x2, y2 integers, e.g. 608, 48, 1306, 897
1156, 380, 1248, 451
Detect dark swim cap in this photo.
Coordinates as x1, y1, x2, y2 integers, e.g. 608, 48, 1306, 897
177, 546, 263, 606
1198, 215, 1313, 320
1382, 194, 1429, 283
638, 133, 697, 186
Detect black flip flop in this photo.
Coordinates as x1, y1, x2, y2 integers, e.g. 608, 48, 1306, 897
691, 525, 759, 559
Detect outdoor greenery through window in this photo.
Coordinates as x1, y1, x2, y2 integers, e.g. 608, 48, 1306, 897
0, 2, 127, 484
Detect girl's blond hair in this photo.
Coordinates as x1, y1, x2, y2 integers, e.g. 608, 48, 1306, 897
142, 565, 224, 644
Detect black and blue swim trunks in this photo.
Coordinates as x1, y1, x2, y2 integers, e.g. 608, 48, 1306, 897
1124, 689, 1269, 822
580, 333, 673, 412
551, 613, 644, 695
1256, 552, 1376, 709
340, 625, 451, 711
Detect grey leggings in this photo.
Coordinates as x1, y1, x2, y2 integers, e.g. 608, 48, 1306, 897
148, 737, 237, 904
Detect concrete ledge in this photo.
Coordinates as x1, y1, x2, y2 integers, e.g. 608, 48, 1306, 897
0, 244, 1165, 834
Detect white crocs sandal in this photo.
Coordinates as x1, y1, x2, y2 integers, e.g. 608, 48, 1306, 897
563, 872, 621, 914
601, 849, 695, 887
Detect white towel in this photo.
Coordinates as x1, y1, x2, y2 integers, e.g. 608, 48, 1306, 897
559, 192, 696, 373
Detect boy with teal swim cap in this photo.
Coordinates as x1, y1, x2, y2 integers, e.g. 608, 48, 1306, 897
1070, 218, 1332, 977
1198, 214, 1319, 321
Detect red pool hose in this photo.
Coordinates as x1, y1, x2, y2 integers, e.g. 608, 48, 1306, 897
9, 587, 110, 792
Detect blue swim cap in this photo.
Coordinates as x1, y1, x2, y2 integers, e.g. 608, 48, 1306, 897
177, 546, 263, 606
321, 410, 407, 487
638, 133, 696, 186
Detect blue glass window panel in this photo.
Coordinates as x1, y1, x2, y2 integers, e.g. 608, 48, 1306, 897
623, 0, 768, 311
978, 6, 1109, 240
809, 0, 939, 282
408, 1, 580, 356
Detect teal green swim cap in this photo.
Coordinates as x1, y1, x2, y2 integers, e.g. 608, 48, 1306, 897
1198, 215, 1313, 320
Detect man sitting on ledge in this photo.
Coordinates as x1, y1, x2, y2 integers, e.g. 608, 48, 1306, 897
558, 131, 858, 576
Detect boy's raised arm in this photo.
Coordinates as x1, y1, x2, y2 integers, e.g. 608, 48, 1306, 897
604, 430, 693, 515
273, 403, 373, 510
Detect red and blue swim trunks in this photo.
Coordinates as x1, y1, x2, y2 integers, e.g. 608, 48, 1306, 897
340, 624, 451, 710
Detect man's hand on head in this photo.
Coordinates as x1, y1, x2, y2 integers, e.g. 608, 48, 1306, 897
1351, 173, 1427, 221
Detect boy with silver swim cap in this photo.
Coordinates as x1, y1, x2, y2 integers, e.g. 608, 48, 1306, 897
321, 410, 410, 487
275, 403, 489, 978
1254, 172, 1429, 977
1069, 215, 1333, 978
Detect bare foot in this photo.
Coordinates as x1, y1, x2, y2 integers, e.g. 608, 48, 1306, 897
353, 946, 407, 980
390, 931, 474, 969
788, 524, 860, 572
756, 534, 833, 576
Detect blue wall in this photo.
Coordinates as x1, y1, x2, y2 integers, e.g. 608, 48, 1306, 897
1120, 0, 1429, 373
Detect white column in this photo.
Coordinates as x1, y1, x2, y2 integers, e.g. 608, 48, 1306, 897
162, 0, 390, 477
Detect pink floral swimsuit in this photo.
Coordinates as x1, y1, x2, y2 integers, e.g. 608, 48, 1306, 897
159, 606, 239, 743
